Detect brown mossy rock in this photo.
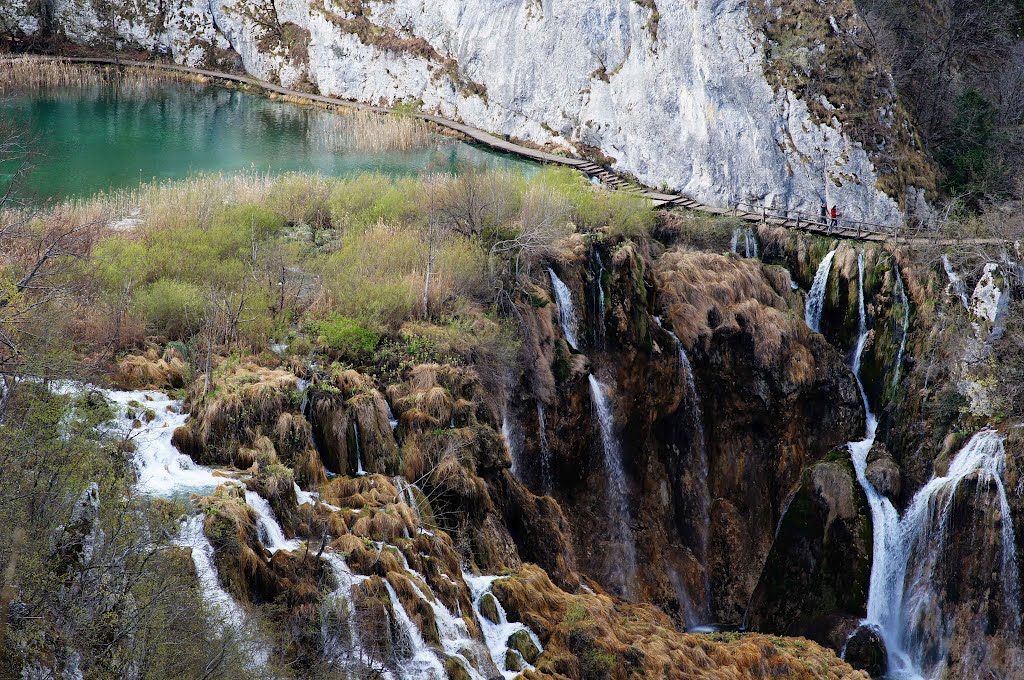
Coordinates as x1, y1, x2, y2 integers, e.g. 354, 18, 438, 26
479, 592, 500, 624
865, 441, 902, 501
655, 248, 864, 621
507, 629, 540, 664
310, 371, 399, 476
111, 347, 186, 389
249, 463, 300, 536
746, 454, 872, 647
492, 565, 868, 680
174, 363, 309, 469
193, 485, 273, 604
320, 475, 418, 542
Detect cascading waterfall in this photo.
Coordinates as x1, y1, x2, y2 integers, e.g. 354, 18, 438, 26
536, 402, 552, 493
588, 375, 638, 598
548, 267, 581, 350
745, 228, 759, 259
941, 254, 971, 311
842, 252, 1020, 679
174, 516, 269, 669
320, 553, 373, 673
382, 580, 449, 678
466, 574, 545, 679
805, 249, 838, 333
353, 420, 367, 476
244, 490, 302, 553
102, 389, 223, 497
730, 228, 741, 254
891, 266, 911, 392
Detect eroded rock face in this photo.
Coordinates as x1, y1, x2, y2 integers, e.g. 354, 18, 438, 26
510, 242, 864, 625
746, 456, 871, 645
4, 0, 919, 223
865, 442, 901, 502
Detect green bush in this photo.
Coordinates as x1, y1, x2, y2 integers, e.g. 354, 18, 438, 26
133, 279, 206, 338
309, 315, 381, 355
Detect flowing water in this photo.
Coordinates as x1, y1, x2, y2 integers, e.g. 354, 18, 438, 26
588, 375, 638, 598
548, 267, 581, 350
1, 80, 537, 202
244, 490, 303, 553
745, 228, 759, 258
353, 420, 368, 476
891, 266, 911, 393
941, 255, 971, 312
592, 250, 606, 348
805, 249, 838, 333
655, 317, 711, 624
466, 574, 545, 679
841, 252, 1020, 679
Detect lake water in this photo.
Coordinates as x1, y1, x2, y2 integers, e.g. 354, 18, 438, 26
0, 79, 536, 202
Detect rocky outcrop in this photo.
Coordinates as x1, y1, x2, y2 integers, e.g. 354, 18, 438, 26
508, 238, 864, 625
746, 454, 872, 649
2, 0, 928, 223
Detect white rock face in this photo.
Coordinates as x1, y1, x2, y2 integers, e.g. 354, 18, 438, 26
8, 0, 909, 224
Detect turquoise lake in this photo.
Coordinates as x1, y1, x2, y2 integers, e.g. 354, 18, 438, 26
0, 79, 536, 202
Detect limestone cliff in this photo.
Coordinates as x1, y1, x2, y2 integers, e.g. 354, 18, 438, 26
3, 0, 932, 224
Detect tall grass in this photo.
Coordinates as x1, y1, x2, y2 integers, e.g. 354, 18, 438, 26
0, 56, 210, 94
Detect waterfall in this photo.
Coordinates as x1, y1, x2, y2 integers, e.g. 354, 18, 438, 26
98, 389, 222, 497
730, 228, 741, 254
892, 266, 911, 392
174, 516, 268, 669
941, 254, 971, 311
588, 375, 638, 598
548, 267, 581, 350
656, 317, 711, 624
353, 420, 367, 476
244, 490, 301, 553
744, 229, 759, 258
844, 252, 1020, 679
805, 249, 838, 333
382, 580, 449, 679
466, 574, 545, 679
501, 409, 525, 480
593, 250, 606, 348
536, 402, 552, 493
321, 553, 372, 672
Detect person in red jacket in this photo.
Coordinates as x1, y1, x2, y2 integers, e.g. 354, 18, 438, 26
830, 205, 839, 229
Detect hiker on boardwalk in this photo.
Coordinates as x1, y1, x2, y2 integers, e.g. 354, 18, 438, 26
830, 206, 839, 229
820, 202, 828, 224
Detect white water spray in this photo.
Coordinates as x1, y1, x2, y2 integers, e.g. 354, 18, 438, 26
805, 249, 837, 333
548, 267, 581, 350
588, 375, 638, 598
941, 255, 971, 311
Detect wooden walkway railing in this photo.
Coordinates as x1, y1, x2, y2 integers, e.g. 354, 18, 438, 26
7, 55, 937, 243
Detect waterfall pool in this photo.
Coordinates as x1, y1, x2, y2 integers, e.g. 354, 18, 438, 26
1, 79, 537, 202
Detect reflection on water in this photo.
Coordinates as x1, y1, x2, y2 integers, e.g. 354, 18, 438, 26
0, 79, 536, 202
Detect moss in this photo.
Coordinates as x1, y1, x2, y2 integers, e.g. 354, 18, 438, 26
479, 592, 500, 624
507, 629, 540, 664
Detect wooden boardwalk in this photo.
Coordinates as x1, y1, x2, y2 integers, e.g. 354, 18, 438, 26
10, 55, 973, 244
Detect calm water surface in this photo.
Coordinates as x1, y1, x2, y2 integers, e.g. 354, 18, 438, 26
0, 79, 535, 201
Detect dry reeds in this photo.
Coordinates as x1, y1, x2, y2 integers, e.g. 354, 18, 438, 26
0, 56, 209, 94
316, 109, 435, 154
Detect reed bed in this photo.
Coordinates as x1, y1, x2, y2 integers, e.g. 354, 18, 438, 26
0, 56, 211, 94
318, 109, 435, 153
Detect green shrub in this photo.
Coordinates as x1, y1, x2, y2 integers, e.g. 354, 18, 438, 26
309, 315, 380, 355
133, 279, 206, 338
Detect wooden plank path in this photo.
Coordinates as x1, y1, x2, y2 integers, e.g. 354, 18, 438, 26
8, 55, 1001, 246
